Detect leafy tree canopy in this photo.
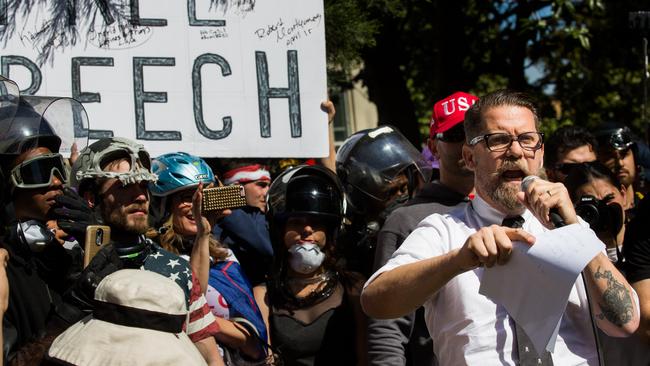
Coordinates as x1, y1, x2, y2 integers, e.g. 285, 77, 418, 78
324, 0, 650, 145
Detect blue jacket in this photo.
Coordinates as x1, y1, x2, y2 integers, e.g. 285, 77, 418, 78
212, 207, 273, 284
209, 260, 268, 343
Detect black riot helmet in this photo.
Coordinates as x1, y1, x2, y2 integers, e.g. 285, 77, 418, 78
594, 122, 636, 154
335, 125, 432, 216
267, 165, 345, 231
0, 97, 61, 156
0, 76, 89, 158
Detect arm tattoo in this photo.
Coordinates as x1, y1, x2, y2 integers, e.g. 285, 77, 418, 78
593, 267, 633, 327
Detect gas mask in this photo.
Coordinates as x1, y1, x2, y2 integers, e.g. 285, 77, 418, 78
288, 242, 325, 274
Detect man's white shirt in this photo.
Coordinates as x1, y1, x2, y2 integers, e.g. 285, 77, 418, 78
365, 194, 608, 366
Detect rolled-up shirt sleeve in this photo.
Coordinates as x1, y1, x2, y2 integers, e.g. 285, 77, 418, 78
364, 214, 451, 289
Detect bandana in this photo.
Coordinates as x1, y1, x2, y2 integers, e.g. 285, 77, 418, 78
223, 164, 270, 185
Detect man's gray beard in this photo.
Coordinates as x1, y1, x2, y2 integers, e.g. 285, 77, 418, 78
487, 179, 524, 214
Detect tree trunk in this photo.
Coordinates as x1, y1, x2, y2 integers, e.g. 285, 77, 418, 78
359, 19, 421, 147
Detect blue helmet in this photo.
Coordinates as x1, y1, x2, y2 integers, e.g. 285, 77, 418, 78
150, 152, 215, 197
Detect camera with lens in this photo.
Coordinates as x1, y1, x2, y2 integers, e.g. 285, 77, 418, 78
574, 194, 624, 236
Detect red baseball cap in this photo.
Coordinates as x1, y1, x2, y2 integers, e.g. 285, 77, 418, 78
429, 91, 479, 138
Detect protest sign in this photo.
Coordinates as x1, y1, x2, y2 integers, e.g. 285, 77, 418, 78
0, 0, 328, 157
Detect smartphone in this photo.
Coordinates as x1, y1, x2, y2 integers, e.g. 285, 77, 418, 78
202, 185, 247, 212
84, 225, 111, 268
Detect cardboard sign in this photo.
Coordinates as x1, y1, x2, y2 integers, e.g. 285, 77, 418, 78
0, 0, 328, 157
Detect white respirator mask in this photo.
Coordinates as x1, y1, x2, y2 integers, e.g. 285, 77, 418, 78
288, 241, 325, 274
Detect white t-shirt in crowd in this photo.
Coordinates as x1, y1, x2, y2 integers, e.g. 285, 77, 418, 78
366, 194, 605, 366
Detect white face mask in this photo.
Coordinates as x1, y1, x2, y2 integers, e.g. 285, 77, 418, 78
18, 220, 55, 252
288, 242, 325, 274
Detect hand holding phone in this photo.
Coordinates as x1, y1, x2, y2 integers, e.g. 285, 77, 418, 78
84, 225, 111, 268
202, 184, 247, 212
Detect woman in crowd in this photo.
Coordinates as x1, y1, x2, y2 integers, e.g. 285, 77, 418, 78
259, 165, 367, 366
565, 162, 650, 366
149, 152, 269, 363
565, 161, 627, 264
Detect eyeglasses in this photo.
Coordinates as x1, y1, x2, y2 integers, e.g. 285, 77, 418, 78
435, 125, 465, 143
11, 153, 68, 189
468, 132, 544, 152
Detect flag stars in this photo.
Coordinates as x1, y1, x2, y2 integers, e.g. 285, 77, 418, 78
150, 251, 163, 259
167, 259, 180, 269
169, 272, 180, 282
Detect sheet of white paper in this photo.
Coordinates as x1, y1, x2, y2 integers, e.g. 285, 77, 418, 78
479, 224, 604, 355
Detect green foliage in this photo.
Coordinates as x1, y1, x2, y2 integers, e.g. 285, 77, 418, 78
323, 0, 380, 93
324, 0, 650, 143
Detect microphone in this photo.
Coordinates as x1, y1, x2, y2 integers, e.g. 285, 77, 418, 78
521, 175, 566, 228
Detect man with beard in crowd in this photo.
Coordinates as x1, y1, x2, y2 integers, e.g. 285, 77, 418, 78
59, 137, 224, 365
362, 90, 639, 365
595, 123, 645, 220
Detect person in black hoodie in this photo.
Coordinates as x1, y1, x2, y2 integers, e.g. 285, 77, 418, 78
0, 94, 85, 365
367, 92, 477, 366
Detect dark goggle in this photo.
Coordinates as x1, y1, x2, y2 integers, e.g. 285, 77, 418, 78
11, 153, 68, 188
435, 125, 465, 143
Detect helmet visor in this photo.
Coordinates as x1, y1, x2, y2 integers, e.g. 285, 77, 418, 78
285, 177, 341, 218
0, 76, 20, 123
0, 95, 90, 155
11, 153, 68, 188
24, 96, 90, 155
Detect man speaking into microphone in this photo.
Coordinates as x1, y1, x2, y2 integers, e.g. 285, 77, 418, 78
361, 90, 639, 366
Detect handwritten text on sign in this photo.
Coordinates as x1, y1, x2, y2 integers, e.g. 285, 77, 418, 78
0, 0, 328, 157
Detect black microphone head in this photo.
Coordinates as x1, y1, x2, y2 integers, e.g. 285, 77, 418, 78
520, 175, 538, 191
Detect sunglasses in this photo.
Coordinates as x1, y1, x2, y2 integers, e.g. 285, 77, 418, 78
11, 153, 68, 189
555, 162, 585, 175
435, 125, 465, 143
555, 161, 605, 176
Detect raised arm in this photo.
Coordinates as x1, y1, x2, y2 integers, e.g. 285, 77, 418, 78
191, 184, 211, 293
319, 100, 336, 173
362, 225, 534, 319
191, 183, 231, 293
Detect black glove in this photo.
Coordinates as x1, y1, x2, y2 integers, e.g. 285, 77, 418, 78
52, 187, 97, 241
